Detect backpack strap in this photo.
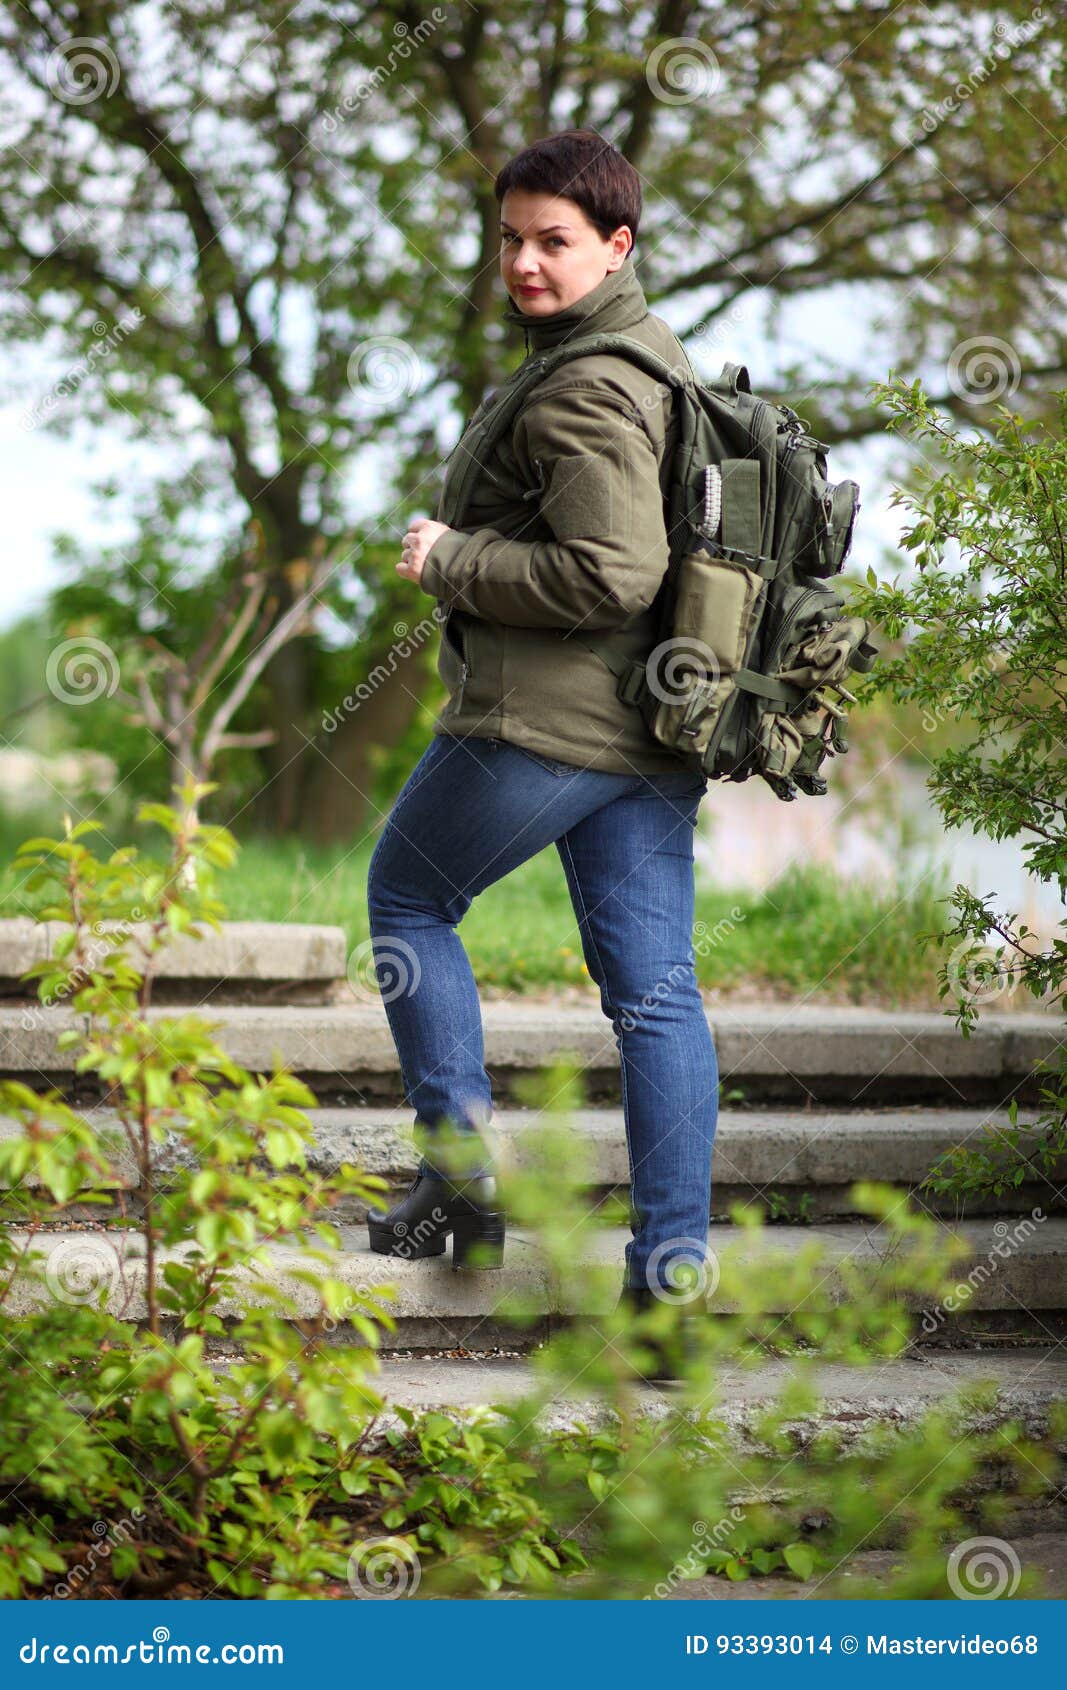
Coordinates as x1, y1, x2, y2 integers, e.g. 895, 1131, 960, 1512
444, 333, 697, 529
446, 333, 761, 703
562, 637, 646, 702
732, 669, 806, 707
565, 644, 807, 711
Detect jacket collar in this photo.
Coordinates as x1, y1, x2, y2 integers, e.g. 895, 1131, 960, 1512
501, 254, 649, 355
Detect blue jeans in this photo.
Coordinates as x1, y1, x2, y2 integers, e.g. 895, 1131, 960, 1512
365, 732, 718, 1294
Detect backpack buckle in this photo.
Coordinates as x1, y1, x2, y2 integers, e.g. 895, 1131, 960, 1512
617, 662, 647, 706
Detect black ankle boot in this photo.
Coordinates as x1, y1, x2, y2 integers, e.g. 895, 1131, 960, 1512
367, 1171, 506, 1271
615, 1284, 697, 1384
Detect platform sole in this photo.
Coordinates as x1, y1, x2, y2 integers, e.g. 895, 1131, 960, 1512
367, 1211, 506, 1271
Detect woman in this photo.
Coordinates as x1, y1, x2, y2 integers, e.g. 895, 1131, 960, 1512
366, 129, 718, 1334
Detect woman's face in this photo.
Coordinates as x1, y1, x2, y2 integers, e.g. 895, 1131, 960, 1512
499, 188, 632, 316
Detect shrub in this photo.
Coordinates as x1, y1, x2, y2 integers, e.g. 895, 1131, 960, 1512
0, 780, 1056, 1598
850, 380, 1067, 1200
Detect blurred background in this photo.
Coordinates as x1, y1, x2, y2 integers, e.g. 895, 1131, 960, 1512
0, 0, 1062, 1002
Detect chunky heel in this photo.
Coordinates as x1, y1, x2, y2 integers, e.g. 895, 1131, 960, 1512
451, 1212, 506, 1271
366, 1170, 506, 1269
367, 1216, 448, 1259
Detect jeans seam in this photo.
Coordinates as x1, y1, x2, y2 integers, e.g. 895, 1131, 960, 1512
557, 831, 638, 1263
556, 832, 613, 1016
517, 745, 579, 778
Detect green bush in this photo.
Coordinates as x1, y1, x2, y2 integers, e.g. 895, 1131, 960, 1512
851, 380, 1067, 1201
0, 782, 1057, 1598
0, 780, 584, 1597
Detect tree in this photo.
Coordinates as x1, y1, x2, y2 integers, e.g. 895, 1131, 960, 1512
851, 378, 1067, 1197
2, 0, 1065, 837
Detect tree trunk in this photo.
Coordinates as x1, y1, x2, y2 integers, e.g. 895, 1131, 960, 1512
257, 636, 309, 832
247, 507, 318, 833
299, 654, 428, 844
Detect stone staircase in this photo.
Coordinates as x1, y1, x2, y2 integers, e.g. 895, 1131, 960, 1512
2, 920, 1065, 1429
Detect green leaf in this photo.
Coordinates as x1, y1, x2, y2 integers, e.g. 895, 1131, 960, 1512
750, 1547, 780, 1574
783, 1542, 817, 1581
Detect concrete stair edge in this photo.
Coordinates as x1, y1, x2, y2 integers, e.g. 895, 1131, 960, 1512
0, 1004, 1060, 1097
0, 919, 347, 989
9, 1218, 1067, 1324
1, 1104, 1060, 1200
314, 1348, 1067, 1433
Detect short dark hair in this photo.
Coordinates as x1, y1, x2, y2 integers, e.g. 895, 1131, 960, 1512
494, 129, 641, 255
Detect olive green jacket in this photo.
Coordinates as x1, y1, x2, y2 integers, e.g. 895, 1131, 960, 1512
418, 254, 696, 775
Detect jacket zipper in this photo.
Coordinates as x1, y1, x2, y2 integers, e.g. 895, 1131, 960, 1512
443, 610, 471, 682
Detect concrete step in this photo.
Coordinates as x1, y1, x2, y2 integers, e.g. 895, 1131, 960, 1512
0, 919, 347, 1005
7, 1104, 1060, 1219
640, 1533, 1067, 1601
10, 1217, 1066, 1349
0, 1001, 1058, 1105
198, 1348, 1067, 1539
319, 1346, 1067, 1436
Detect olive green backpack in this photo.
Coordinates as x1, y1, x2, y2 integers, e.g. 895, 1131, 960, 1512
446, 334, 879, 800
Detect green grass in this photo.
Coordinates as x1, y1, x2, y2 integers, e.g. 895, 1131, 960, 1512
0, 806, 959, 1007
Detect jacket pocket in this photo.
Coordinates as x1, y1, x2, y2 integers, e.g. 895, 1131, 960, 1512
442, 611, 471, 682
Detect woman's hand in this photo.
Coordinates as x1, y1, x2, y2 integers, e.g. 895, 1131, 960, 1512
397, 517, 452, 585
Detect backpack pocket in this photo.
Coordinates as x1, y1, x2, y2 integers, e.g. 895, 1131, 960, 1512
777, 615, 871, 691
638, 551, 765, 759
754, 612, 876, 798
671, 549, 765, 675
796, 478, 860, 577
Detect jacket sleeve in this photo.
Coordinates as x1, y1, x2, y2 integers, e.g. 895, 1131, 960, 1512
418, 384, 670, 630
